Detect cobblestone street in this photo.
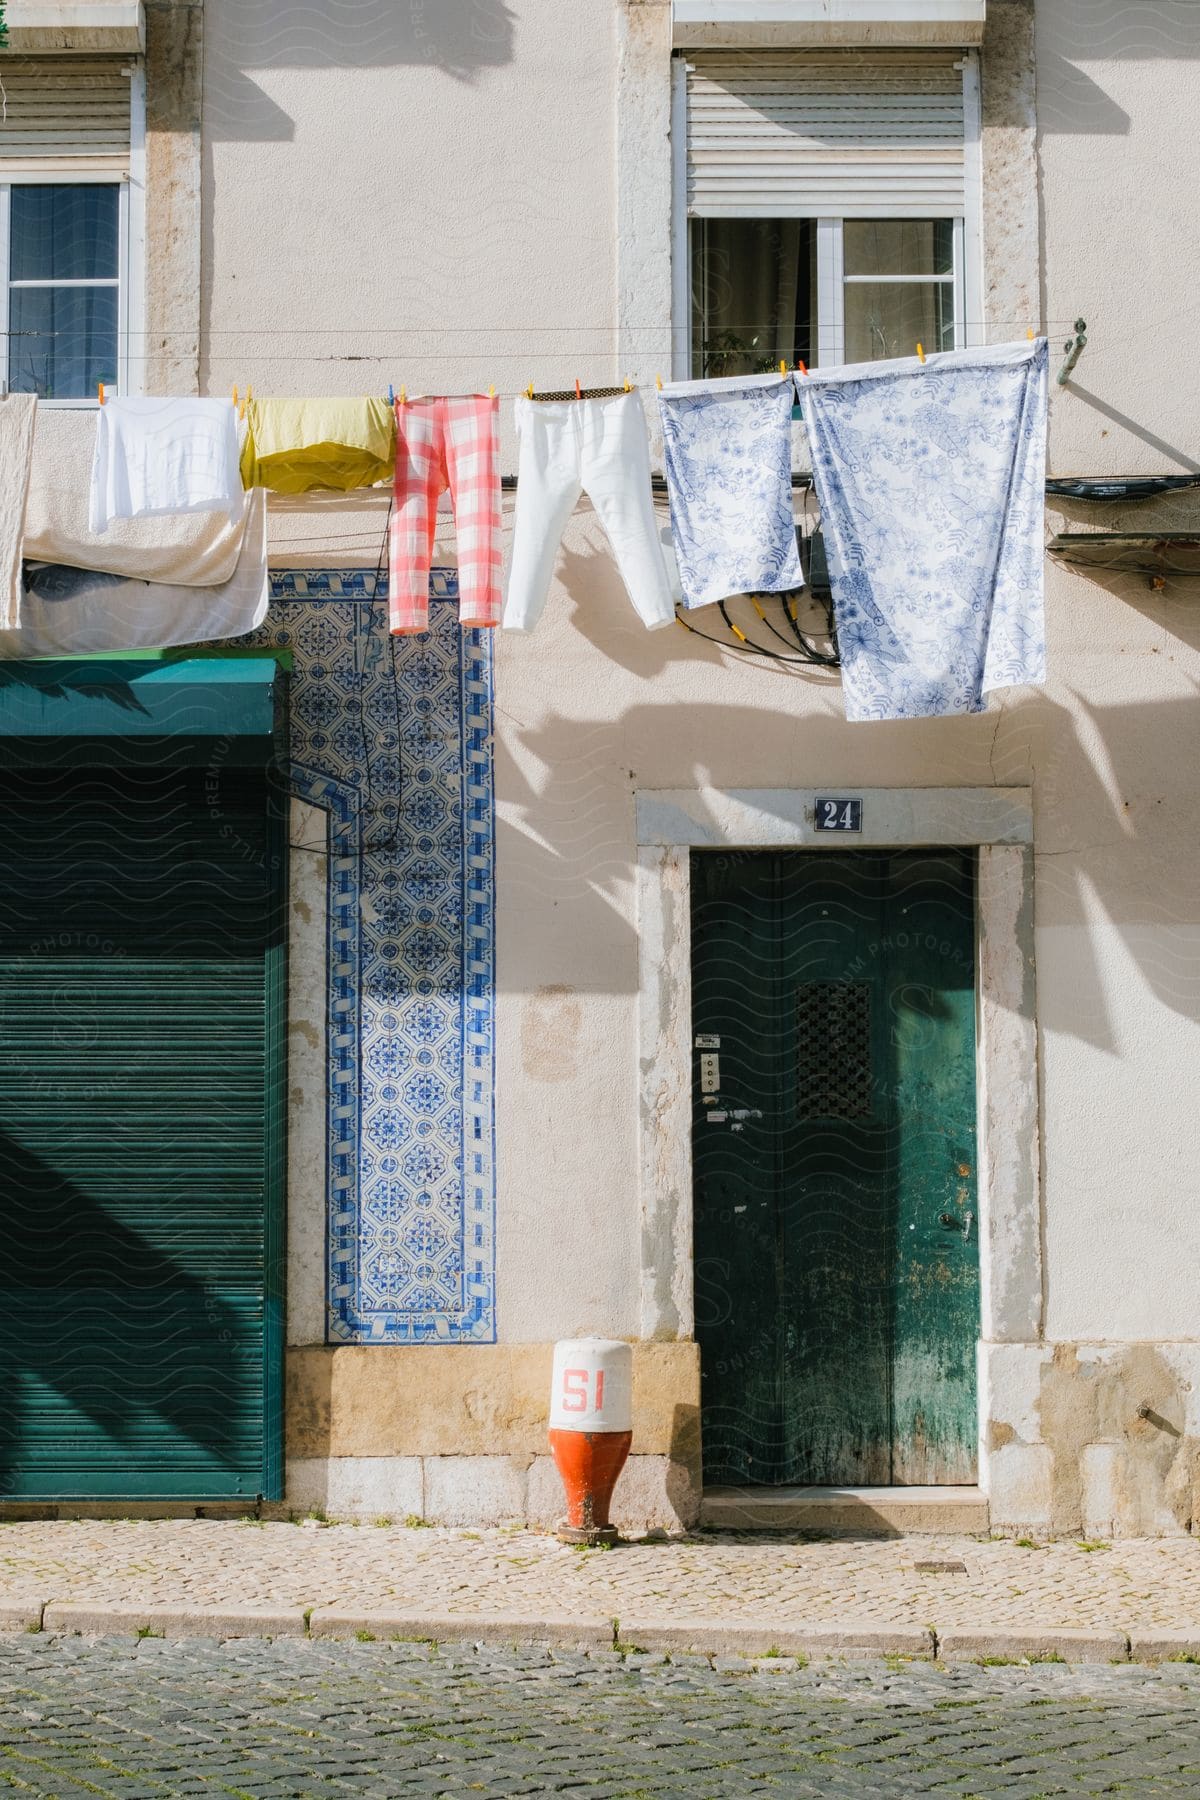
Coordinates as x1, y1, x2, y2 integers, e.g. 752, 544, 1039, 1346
0, 1634, 1197, 1797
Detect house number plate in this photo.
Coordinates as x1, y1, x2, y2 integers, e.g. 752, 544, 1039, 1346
814, 796, 863, 833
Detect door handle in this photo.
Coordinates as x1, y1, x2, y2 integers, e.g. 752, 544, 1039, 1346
938, 1210, 974, 1241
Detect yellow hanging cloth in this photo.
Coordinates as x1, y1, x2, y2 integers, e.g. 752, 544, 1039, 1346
240, 397, 396, 493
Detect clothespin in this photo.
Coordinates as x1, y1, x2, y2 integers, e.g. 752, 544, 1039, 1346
655, 374, 663, 391
526, 382, 534, 400
574, 377, 581, 399
1027, 328, 1035, 341
796, 360, 807, 377
97, 380, 106, 405
779, 360, 787, 376
624, 376, 631, 392
399, 386, 406, 405
488, 384, 495, 398
387, 384, 395, 406
916, 343, 927, 365
232, 384, 239, 410
241, 384, 252, 420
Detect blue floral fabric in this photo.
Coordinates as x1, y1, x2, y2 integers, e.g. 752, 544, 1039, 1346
802, 339, 1048, 721
658, 372, 804, 610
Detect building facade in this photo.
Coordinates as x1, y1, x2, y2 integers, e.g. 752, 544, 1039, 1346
0, 0, 1197, 1537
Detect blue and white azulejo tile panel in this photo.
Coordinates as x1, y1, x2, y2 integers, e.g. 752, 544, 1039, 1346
247, 569, 495, 1343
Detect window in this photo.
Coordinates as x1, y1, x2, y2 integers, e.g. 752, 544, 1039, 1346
0, 55, 142, 400
3, 183, 123, 397
677, 50, 980, 378
691, 215, 962, 377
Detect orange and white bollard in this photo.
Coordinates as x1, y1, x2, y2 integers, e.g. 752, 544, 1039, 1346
548, 1338, 633, 1547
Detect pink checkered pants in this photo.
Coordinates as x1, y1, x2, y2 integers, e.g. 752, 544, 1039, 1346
389, 394, 501, 634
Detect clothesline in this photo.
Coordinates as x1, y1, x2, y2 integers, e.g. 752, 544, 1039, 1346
2, 340, 1053, 723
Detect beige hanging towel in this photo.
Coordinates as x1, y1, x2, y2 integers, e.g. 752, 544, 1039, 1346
0, 491, 269, 659
23, 408, 251, 587
239, 396, 395, 493
0, 393, 38, 629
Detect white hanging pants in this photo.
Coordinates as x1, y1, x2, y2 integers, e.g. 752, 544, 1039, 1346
503, 392, 675, 632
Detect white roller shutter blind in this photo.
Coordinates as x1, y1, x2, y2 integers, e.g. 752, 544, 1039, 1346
0, 55, 132, 169
686, 49, 967, 218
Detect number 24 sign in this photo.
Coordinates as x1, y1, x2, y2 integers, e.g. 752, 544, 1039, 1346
814, 796, 863, 833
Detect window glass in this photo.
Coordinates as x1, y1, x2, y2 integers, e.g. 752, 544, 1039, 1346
843, 281, 956, 364
10, 184, 119, 282
691, 218, 818, 380
10, 286, 119, 399
843, 219, 954, 278
7, 183, 121, 397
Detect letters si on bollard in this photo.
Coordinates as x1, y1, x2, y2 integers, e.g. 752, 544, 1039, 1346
548, 1338, 633, 1547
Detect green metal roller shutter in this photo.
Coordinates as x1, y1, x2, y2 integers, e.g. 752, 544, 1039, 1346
0, 658, 286, 1500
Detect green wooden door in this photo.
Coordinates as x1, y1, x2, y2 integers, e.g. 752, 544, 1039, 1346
692, 848, 978, 1486
0, 739, 287, 1499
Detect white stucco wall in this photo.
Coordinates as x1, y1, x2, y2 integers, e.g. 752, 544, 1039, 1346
200, 0, 1200, 1419
1036, 0, 1200, 1341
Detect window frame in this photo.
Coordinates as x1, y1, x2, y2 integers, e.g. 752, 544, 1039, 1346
672, 48, 983, 379
0, 60, 145, 405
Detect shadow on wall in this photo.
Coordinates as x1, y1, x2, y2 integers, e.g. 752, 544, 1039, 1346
1034, 0, 1200, 136
204, 0, 517, 140
496, 543, 1200, 1058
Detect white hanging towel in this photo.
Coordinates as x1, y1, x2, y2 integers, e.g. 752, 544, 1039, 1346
0, 393, 38, 630
658, 372, 803, 610
0, 489, 269, 658
801, 339, 1048, 721
25, 408, 251, 587
89, 396, 244, 534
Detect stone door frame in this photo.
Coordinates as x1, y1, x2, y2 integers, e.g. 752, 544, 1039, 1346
635, 786, 1042, 1485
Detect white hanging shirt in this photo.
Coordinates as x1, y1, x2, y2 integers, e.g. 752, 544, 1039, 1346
89, 396, 244, 534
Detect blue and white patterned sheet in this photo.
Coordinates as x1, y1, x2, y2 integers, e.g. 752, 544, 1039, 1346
801, 339, 1049, 721
658, 372, 804, 611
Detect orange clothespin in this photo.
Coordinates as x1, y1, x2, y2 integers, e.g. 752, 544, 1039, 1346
796, 360, 807, 377
916, 343, 927, 365
97, 380, 106, 405
232, 384, 239, 410
574, 377, 581, 399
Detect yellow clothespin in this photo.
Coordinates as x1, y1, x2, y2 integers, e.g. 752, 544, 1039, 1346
779, 359, 787, 376
399, 385, 406, 405
624, 376, 631, 392
1027, 327, 1035, 341
656, 374, 663, 391
241, 384, 252, 420
916, 342, 926, 365
526, 382, 534, 400
232, 384, 239, 410
488, 383, 495, 398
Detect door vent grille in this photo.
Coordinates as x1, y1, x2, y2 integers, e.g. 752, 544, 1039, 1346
796, 981, 872, 1117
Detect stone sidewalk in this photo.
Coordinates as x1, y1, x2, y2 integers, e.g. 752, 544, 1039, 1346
0, 1519, 1198, 1661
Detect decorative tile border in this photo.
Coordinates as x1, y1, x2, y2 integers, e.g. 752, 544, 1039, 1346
247, 570, 495, 1343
